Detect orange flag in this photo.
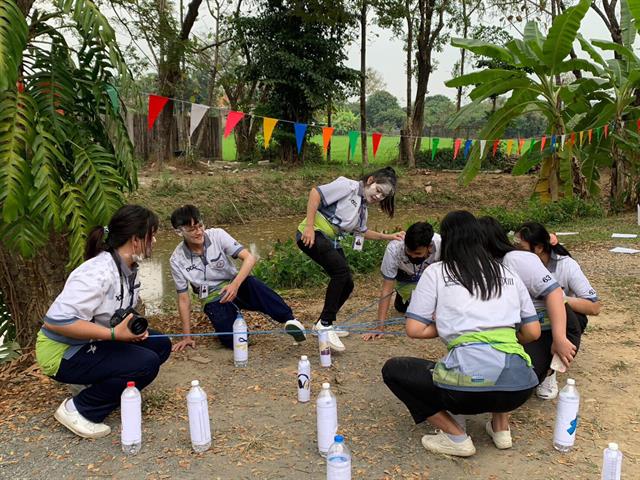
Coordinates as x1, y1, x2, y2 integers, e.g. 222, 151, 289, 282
453, 138, 462, 159
322, 127, 334, 153
492, 139, 500, 157
579, 131, 584, 146
518, 138, 525, 155
588, 129, 592, 143
263, 117, 278, 148
540, 135, 547, 151
604, 124, 609, 138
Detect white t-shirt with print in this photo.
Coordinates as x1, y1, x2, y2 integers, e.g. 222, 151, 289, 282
316, 177, 368, 234
381, 233, 442, 283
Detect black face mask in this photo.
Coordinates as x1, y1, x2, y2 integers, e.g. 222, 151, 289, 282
407, 255, 426, 265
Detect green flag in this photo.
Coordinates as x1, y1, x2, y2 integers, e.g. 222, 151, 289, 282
595, 126, 602, 141
106, 84, 119, 114
348, 130, 360, 159
431, 138, 440, 161
528, 138, 536, 153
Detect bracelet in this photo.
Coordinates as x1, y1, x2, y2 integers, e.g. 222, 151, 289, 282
110, 327, 116, 341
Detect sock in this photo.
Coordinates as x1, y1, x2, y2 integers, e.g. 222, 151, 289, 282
446, 433, 469, 443
320, 319, 332, 327
65, 398, 77, 413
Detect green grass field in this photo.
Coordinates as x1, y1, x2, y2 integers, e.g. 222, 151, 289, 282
221, 135, 454, 163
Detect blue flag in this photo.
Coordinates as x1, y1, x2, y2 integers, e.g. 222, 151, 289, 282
463, 139, 472, 158
550, 135, 556, 152
294, 123, 308, 154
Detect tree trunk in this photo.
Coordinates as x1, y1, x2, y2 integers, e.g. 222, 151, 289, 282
0, 234, 69, 348
403, 4, 414, 167
327, 98, 332, 163
456, 0, 467, 112
360, 0, 369, 167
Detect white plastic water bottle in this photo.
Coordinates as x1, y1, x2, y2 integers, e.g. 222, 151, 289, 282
121, 381, 142, 455
297, 355, 311, 403
601, 442, 623, 480
187, 380, 212, 453
318, 330, 331, 368
317, 382, 338, 456
233, 312, 248, 367
553, 378, 580, 452
327, 434, 351, 480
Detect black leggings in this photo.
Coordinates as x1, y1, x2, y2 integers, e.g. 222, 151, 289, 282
394, 292, 410, 313
297, 232, 354, 325
382, 357, 534, 424
524, 304, 588, 383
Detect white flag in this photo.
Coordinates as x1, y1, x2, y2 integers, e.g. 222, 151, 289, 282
560, 134, 566, 150
480, 139, 486, 157
189, 103, 209, 137
621, 121, 625, 130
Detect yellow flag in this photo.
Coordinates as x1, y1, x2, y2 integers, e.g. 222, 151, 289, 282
506, 139, 514, 156
263, 117, 278, 148
579, 131, 584, 146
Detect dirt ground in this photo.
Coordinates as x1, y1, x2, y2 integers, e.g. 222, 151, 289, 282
1, 172, 640, 479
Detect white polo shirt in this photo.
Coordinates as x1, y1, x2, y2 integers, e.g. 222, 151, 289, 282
169, 228, 245, 296
381, 233, 442, 283
547, 252, 599, 301
41, 251, 140, 359
406, 262, 539, 391
316, 177, 368, 234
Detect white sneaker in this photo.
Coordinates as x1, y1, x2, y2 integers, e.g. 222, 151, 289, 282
284, 319, 306, 342
536, 371, 559, 400
54, 399, 111, 439
485, 420, 512, 449
312, 320, 349, 338
315, 323, 345, 352
421, 431, 476, 457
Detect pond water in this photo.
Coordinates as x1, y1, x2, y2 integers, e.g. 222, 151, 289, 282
138, 207, 441, 314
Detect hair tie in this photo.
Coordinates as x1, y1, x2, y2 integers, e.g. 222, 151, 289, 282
549, 233, 558, 246
103, 226, 109, 239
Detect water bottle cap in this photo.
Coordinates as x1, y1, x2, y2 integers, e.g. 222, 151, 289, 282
191, 380, 200, 387
567, 378, 576, 385
127, 381, 135, 388
322, 382, 330, 389
300, 355, 308, 361
609, 442, 619, 450
334, 435, 344, 443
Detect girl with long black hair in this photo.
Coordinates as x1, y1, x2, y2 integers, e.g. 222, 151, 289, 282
382, 211, 540, 457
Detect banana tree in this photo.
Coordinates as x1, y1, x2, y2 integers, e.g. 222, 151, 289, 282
445, 0, 603, 202
0, 0, 136, 347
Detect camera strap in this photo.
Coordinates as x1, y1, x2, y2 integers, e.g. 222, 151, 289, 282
110, 251, 135, 310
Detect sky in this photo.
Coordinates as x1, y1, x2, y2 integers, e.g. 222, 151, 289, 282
345, 8, 620, 104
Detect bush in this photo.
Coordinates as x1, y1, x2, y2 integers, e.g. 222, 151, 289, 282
481, 197, 604, 231
415, 147, 517, 172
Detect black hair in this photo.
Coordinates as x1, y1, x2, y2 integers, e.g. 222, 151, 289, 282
170, 204, 203, 229
440, 210, 503, 300
361, 166, 397, 217
478, 216, 515, 259
405, 222, 434, 251
85, 205, 159, 260
515, 222, 572, 257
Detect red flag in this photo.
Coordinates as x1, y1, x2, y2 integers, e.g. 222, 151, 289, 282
148, 95, 169, 131
604, 124, 609, 138
224, 111, 245, 138
372, 132, 383, 158
453, 138, 462, 159
518, 138, 525, 155
322, 127, 334, 153
570, 132, 576, 147
637, 119, 640, 133
540, 135, 547, 151
492, 139, 500, 157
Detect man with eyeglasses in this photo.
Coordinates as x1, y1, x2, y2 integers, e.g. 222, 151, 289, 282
168, 204, 306, 351
363, 222, 441, 341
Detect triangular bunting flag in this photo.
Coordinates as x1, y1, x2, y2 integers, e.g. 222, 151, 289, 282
224, 111, 245, 138
348, 130, 360, 159
492, 140, 500, 157
322, 127, 334, 153
479, 139, 486, 158
294, 122, 308, 154
637, 119, 640, 132
148, 95, 169, 131
570, 132, 576, 147
189, 103, 209, 137
595, 127, 602, 142
506, 139, 514, 156
453, 138, 462, 159
518, 139, 525, 155
550, 135, 556, 152
588, 129, 592, 143
431, 138, 440, 160
579, 131, 584, 146
263, 117, 278, 148
463, 139, 472, 158
560, 134, 566, 151
621, 121, 625, 131
528, 139, 536, 153
106, 85, 119, 114
540, 135, 547, 151
604, 124, 609, 138
372, 132, 383, 158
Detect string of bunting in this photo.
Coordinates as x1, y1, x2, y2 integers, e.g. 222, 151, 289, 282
147, 94, 637, 160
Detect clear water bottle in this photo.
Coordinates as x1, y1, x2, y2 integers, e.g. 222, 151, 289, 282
121, 381, 142, 455
318, 330, 331, 368
233, 312, 248, 367
297, 355, 311, 403
601, 442, 623, 480
327, 434, 351, 480
187, 380, 212, 453
317, 382, 338, 456
553, 378, 580, 452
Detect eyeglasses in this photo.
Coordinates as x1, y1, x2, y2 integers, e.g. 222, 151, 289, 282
181, 222, 204, 233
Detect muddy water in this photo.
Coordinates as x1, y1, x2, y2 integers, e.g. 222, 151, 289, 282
138, 207, 442, 314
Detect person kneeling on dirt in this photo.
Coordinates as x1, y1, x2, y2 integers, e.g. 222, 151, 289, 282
364, 221, 441, 341
382, 211, 541, 457
169, 204, 306, 352
35, 205, 172, 439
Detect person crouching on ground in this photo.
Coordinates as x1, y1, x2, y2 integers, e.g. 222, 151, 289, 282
382, 210, 541, 457
170, 204, 306, 352
35, 205, 171, 439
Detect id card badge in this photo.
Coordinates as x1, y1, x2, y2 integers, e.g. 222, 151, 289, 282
352, 233, 364, 251
199, 284, 209, 300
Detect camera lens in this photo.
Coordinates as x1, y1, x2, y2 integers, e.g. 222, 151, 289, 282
128, 315, 148, 335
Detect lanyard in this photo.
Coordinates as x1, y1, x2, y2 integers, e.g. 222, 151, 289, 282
189, 251, 208, 282
110, 252, 136, 309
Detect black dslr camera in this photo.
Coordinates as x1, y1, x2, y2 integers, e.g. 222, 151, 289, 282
109, 307, 148, 335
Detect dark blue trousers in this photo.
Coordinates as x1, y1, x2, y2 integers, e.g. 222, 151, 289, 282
203, 276, 294, 349
53, 330, 171, 423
